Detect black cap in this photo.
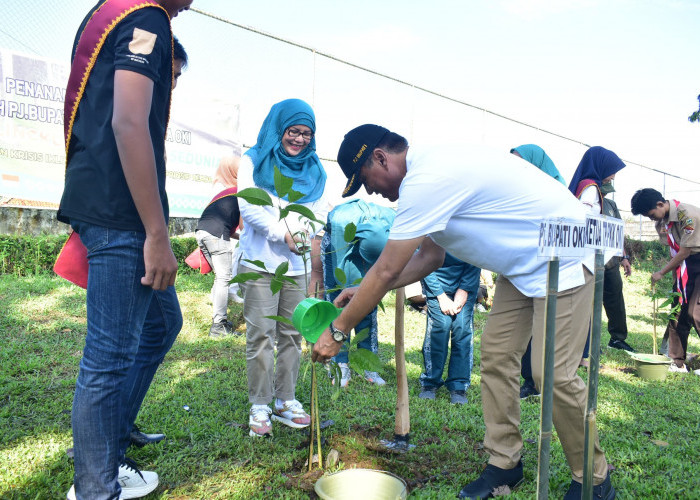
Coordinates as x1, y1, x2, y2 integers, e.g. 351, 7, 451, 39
337, 124, 390, 197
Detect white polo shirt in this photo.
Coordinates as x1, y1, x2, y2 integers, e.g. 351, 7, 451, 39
389, 145, 592, 297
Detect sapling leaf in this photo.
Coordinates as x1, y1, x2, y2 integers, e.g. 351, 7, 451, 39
352, 327, 369, 346
377, 300, 385, 313
287, 189, 305, 203
274, 261, 289, 278
286, 204, 325, 225
273, 166, 294, 198
242, 259, 267, 271
349, 348, 382, 373
270, 279, 283, 295
265, 315, 293, 325
279, 207, 289, 220
351, 277, 363, 285
230, 272, 262, 284
343, 222, 357, 243
334, 268, 347, 286
235, 187, 273, 206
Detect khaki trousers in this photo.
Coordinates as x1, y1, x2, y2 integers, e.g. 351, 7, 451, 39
240, 264, 307, 405
481, 269, 608, 484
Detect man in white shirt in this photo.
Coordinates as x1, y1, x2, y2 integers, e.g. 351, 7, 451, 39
311, 124, 614, 500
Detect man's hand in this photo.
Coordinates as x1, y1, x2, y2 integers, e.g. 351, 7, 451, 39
621, 259, 632, 277
437, 293, 457, 315
333, 287, 358, 308
312, 329, 342, 363
453, 289, 469, 312
651, 271, 664, 284
141, 232, 178, 290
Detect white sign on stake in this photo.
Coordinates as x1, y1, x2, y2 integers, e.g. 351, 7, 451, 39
538, 215, 624, 259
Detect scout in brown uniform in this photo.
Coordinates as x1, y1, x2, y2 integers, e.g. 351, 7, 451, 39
631, 188, 700, 372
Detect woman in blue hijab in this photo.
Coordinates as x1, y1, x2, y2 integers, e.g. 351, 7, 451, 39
510, 144, 566, 185
237, 99, 328, 438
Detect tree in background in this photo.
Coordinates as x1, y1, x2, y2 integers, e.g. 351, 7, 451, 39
689, 94, 700, 123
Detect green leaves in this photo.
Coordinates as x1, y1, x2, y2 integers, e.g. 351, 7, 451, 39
264, 315, 293, 325
343, 222, 356, 243
334, 268, 347, 287
235, 187, 273, 206
230, 272, 262, 284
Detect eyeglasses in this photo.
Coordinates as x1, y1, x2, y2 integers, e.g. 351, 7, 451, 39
286, 128, 314, 140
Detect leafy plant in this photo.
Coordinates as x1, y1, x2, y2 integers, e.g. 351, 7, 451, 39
234, 167, 383, 470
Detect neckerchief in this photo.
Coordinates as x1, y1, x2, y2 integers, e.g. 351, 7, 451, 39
64, 0, 171, 158
666, 199, 688, 304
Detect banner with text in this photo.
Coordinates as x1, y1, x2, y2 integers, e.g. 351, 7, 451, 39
0, 47, 240, 217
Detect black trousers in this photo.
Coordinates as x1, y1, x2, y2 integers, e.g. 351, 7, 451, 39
603, 265, 627, 342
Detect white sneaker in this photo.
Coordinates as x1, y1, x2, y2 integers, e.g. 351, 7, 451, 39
117, 461, 159, 499
669, 363, 689, 373
364, 370, 386, 386
475, 303, 487, 313
272, 399, 311, 428
228, 291, 244, 304
249, 404, 273, 437
67, 462, 156, 500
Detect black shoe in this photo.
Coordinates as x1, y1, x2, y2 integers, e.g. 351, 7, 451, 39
519, 383, 540, 399
608, 339, 634, 352
458, 460, 524, 499
129, 425, 165, 448
418, 387, 437, 400
210, 320, 234, 337
563, 471, 615, 499
450, 390, 468, 405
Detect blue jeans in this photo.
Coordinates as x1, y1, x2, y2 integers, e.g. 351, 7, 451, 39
326, 289, 378, 364
420, 291, 476, 392
70, 221, 182, 500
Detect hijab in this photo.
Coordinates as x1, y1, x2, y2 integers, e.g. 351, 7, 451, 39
245, 98, 327, 203
213, 156, 240, 188
567, 146, 625, 196
510, 144, 566, 185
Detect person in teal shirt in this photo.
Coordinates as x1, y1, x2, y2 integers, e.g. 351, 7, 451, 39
322, 199, 395, 387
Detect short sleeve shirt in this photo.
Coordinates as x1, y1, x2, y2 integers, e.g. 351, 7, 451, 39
389, 145, 592, 297
667, 201, 700, 253
58, 6, 173, 231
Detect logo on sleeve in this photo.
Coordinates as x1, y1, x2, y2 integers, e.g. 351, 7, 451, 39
129, 28, 157, 55
684, 218, 694, 235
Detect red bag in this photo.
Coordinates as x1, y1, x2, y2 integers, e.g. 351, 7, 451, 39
185, 248, 212, 274
53, 231, 89, 289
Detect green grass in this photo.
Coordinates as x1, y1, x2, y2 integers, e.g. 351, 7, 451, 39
1, 259, 700, 499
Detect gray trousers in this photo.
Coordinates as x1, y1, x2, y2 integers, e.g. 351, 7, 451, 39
195, 230, 232, 323
240, 264, 306, 405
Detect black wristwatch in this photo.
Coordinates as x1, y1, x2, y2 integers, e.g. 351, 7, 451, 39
622, 255, 630, 261
329, 321, 349, 343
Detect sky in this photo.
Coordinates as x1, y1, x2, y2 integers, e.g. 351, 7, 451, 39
2, 0, 699, 212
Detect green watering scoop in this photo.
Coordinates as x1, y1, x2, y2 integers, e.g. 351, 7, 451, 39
292, 297, 342, 343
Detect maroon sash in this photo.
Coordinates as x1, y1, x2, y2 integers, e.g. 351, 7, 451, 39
64, 0, 168, 154
56, 0, 171, 288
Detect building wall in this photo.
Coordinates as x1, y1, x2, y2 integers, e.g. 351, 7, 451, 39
0, 207, 197, 237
